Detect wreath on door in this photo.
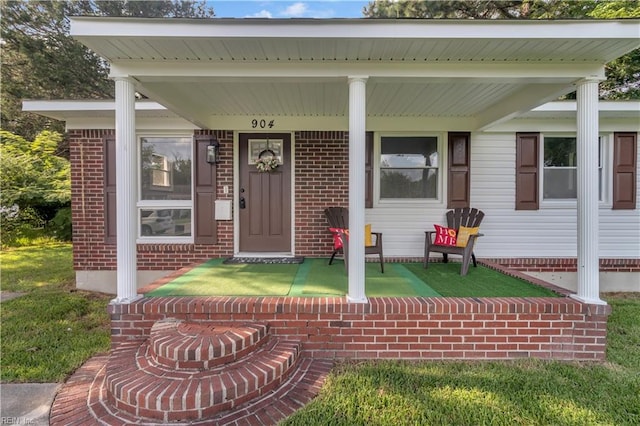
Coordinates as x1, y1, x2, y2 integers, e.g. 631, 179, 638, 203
255, 149, 279, 172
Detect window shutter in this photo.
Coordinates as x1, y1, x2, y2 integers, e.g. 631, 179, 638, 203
515, 132, 540, 210
365, 131, 373, 208
447, 132, 470, 209
104, 136, 117, 244
194, 135, 218, 244
613, 132, 637, 210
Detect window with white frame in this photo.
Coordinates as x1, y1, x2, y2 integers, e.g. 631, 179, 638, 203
139, 136, 192, 238
543, 135, 603, 201
379, 136, 439, 200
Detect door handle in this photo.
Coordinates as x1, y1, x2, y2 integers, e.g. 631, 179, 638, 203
239, 197, 246, 209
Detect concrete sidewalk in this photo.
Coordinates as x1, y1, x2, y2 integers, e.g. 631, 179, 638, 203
0, 383, 60, 426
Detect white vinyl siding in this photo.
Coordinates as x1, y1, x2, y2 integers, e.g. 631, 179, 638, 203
367, 131, 640, 259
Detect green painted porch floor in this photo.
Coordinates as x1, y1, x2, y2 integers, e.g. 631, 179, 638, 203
144, 258, 559, 298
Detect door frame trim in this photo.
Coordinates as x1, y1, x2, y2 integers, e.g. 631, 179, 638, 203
233, 131, 296, 256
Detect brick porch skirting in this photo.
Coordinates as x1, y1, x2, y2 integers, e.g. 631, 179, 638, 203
110, 296, 610, 361
485, 257, 640, 273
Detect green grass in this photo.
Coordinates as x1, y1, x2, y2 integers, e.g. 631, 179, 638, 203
282, 293, 640, 426
1, 243, 78, 292
2, 245, 638, 425
405, 262, 559, 297
605, 293, 640, 370
0, 243, 111, 383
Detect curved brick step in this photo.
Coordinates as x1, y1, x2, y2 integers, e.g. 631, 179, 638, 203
150, 319, 269, 370
105, 337, 301, 422
50, 353, 334, 426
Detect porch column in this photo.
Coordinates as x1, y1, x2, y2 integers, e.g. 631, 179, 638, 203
113, 77, 140, 303
573, 78, 605, 305
347, 76, 368, 303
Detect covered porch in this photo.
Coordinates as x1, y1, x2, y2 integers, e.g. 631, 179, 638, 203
138, 257, 561, 298
67, 17, 640, 306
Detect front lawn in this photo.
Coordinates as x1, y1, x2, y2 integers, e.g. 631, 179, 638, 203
1, 244, 638, 426
0, 244, 111, 382
282, 293, 640, 426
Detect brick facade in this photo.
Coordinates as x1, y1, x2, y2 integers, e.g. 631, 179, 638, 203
70, 129, 237, 271
69, 129, 117, 270
69, 129, 349, 272
488, 258, 640, 273
108, 296, 611, 361
294, 131, 349, 257
69, 129, 637, 274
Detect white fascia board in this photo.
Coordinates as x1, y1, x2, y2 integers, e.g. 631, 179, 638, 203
110, 61, 605, 80
23, 99, 165, 113
70, 17, 640, 41
64, 116, 200, 130
22, 99, 175, 122
487, 117, 640, 133
532, 100, 640, 114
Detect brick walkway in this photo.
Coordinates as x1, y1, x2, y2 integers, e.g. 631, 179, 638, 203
50, 353, 333, 425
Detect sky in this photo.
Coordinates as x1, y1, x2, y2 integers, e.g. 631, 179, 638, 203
209, 1, 371, 19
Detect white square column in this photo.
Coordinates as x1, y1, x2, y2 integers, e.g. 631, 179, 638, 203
113, 77, 141, 304
572, 78, 606, 305
347, 76, 368, 303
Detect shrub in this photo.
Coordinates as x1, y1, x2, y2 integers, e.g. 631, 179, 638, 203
48, 206, 72, 241
0, 205, 47, 248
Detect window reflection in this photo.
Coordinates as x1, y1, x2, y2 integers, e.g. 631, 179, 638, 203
140, 208, 191, 237
380, 136, 439, 199
141, 137, 192, 201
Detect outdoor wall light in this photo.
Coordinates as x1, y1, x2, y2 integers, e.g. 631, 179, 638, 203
206, 137, 220, 164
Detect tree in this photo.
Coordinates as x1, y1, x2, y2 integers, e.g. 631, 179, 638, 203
363, 0, 598, 19
0, 130, 70, 209
0, 0, 215, 140
0, 129, 72, 244
590, 1, 640, 99
363, 0, 640, 99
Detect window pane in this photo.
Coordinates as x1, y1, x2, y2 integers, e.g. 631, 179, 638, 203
141, 137, 192, 200
544, 137, 576, 167
381, 136, 438, 167
380, 168, 438, 198
380, 136, 438, 199
140, 208, 191, 237
543, 169, 577, 199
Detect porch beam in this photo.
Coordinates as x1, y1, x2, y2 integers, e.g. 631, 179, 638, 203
347, 76, 368, 304
572, 78, 606, 305
110, 62, 604, 81
113, 77, 141, 304
474, 83, 579, 131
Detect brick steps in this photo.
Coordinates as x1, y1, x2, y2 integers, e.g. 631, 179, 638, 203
104, 320, 301, 423
50, 353, 334, 426
149, 319, 269, 370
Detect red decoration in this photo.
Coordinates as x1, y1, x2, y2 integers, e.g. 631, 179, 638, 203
434, 225, 457, 246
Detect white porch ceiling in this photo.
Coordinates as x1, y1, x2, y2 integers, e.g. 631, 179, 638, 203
70, 17, 640, 130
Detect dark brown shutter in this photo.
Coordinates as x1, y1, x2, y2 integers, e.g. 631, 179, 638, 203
194, 135, 218, 244
613, 132, 637, 210
104, 136, 117, 244
515, 132, 540, 210
365, 131, 373, 208
447, 132, 471, 209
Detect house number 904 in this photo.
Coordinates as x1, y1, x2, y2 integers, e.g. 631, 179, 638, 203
251, 119, 275, 129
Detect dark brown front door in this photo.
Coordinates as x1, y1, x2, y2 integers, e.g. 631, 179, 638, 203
239, 133, 292, 252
